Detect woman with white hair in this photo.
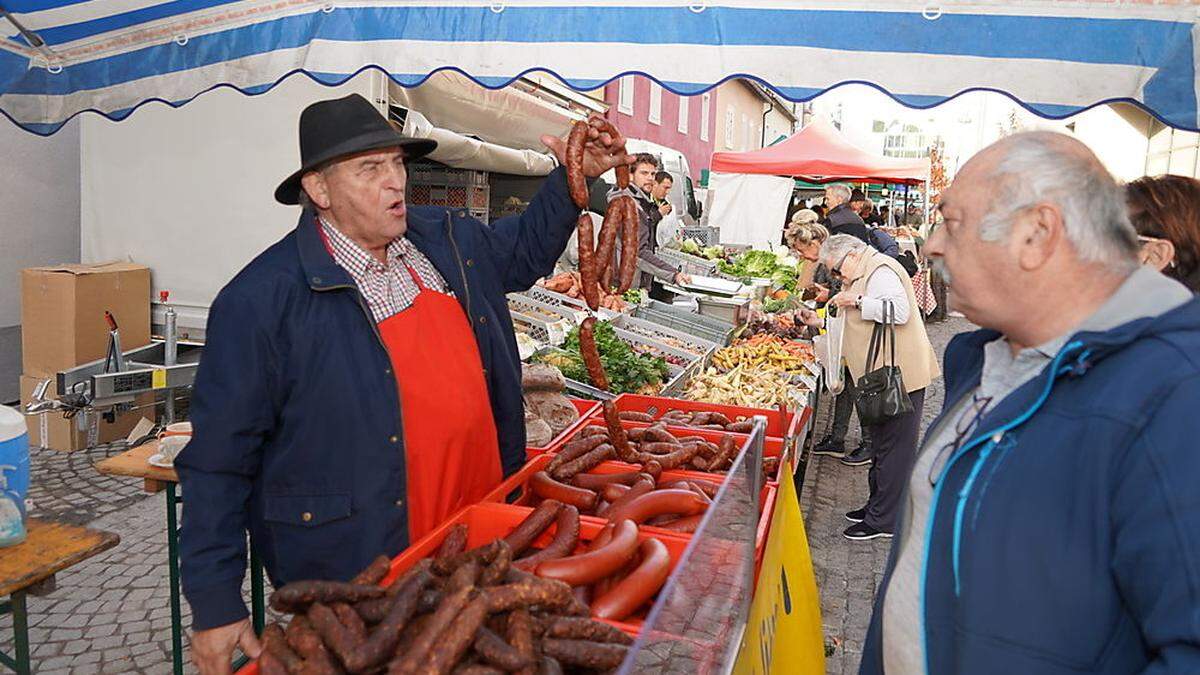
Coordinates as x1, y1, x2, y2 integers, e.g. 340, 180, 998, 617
799, 234, 940, 540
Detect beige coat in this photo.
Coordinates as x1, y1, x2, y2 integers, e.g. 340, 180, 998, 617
841, 251, 940, 393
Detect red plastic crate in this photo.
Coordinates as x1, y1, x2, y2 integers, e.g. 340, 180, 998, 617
390, 502, 692, 631
606, 393, 800, 439
552, 418, 788, 483
485, 455, 777, 554
236, 503, 693, 674
525, 398, 601, 457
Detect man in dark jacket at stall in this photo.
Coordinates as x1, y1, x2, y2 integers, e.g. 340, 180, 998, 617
862, 131, 1200, 674
823, 183, 872, 244
622, 153, 689, 298
177, 94, 630, 673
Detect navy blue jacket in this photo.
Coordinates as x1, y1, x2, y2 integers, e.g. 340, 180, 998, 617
861, 298, 1200, 674
177, 167, 579, 630
867, 227, 900, 258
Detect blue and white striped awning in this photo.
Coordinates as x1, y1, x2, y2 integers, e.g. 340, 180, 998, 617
1, 1, 1197, 135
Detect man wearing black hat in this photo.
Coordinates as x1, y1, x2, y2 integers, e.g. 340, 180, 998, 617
176, 94, 629, 673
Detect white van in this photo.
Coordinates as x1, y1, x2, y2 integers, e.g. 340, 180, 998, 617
597, 138, 702, 227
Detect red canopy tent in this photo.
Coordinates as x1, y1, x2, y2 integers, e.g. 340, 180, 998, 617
710, 117, 930, 185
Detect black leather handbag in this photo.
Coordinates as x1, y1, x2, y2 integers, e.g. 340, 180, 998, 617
854, 301, 913, 426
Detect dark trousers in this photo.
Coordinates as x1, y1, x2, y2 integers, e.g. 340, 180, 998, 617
864, 388, 926, 532
831, 367, 872, 449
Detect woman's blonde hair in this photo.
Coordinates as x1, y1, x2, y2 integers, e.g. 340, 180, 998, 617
785, 221, 829, 249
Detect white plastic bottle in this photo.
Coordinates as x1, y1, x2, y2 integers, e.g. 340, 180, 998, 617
0, 405, 30, 547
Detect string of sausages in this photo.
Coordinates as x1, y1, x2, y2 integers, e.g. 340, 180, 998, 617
567, 118, 636, 393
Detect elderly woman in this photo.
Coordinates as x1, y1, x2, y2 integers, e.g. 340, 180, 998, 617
1126, 174, 1200, 293
800, 234, 940, 540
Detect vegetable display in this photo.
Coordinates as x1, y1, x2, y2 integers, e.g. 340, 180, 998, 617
710, 335, 815, 375
716, 249, 797, 282
539, 321, 669, 395
683, 365, 804, 409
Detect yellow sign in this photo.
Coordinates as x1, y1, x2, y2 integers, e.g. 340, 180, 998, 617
152, 368, 167, 390
734, 470, 825, 675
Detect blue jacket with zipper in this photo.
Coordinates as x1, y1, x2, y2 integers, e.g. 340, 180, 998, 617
861, 298, 1200, 674
176, 167, 580, 630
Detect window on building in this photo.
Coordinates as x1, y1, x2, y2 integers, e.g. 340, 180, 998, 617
725, 108, 735, 148
678, 96, 689, 134
618, 76, 634, 115
1145, 122, 1200, 178
700, 94, 711, 141
649, 82, 662, 124
741, 113, 749, 150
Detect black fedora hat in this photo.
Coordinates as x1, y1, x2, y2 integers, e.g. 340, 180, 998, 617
275, 93, 437, 205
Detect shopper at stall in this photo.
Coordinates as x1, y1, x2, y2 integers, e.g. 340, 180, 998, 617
652, 170, 682, 247
861, 131, 1200, 675
621, 153, 689, 297
824, 183, 872, 243
1126, 174, 1200, 293
177, 94, 631, 674
853, 189, 883, 227
799, 234, 939, 536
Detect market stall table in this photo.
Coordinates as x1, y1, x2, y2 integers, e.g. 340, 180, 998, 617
0, 518, 119, 675
95, 441, 266, 675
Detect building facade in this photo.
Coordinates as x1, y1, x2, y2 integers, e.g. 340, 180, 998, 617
602, 76, 716, 181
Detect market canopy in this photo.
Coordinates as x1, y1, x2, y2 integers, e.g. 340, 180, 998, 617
710, 117, 931, 185
1, 2, 1198, 135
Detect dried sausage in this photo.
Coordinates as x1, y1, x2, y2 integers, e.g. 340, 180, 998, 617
577, 317, 608, 387
617, 411, 654, 423
565, 121, 589, 209
529, 471, 598, 511
479, 540, 512, 587
386, 585, 474, 674
502, 500, 561, 557
446, 559, 482, 593
537, 656, 564, 675
616, 195, 639, 294
435, 524, 470, 565
597, 119, 630, 190
473, 626, 532, 671
570, 470, 642, 490
507, 609, 537, 675
548, 443, 614, 481
350, 555, 393, 586
260, 623, 303, 673
591, 538, 672, 621
513, 505, 580, 570
639, 443, 701, 471
606, 489, 708, 526
707, 434, 740, 472
540, 638, 628, 671
270, 581, 385, 613
308, 602, 364, 668
545, 436, 607, 476
656, 513, 705, 533
433, 541, 503, 576
331, 602, 367, 643
483, 577, 574, 613
601, 401, 639, 463
726, 420, 755, 433
661, 479, 721, 498
343, 568, 434, 673
575, 214, 601, 311
595, 203, 622, 288
542, 617, 634, 645
534, 519, 639, 586
426, 594, 490, 675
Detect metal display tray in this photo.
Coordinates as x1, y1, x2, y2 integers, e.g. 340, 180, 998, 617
632, 299, 736, 345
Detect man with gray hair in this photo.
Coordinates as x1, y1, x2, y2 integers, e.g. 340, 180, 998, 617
860, 131, 1200, 674
823, 182, 872, 244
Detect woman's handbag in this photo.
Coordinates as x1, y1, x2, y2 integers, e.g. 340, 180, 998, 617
854, 301, 913, 426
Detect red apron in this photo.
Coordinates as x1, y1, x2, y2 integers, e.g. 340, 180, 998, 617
377, 264, 503, 541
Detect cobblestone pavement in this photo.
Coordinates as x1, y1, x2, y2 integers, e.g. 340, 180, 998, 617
0, 447, 276, 674
801, 316, 974, 675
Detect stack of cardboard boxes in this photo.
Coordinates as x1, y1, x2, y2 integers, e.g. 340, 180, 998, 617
20, 262, 153, 451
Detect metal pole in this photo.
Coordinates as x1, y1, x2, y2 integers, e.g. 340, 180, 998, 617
166, 484, 184, 675
11, 591, 29, 675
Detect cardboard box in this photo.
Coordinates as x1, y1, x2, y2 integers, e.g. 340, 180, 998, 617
21, 262, 151, 379
19, 374, 151, 451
